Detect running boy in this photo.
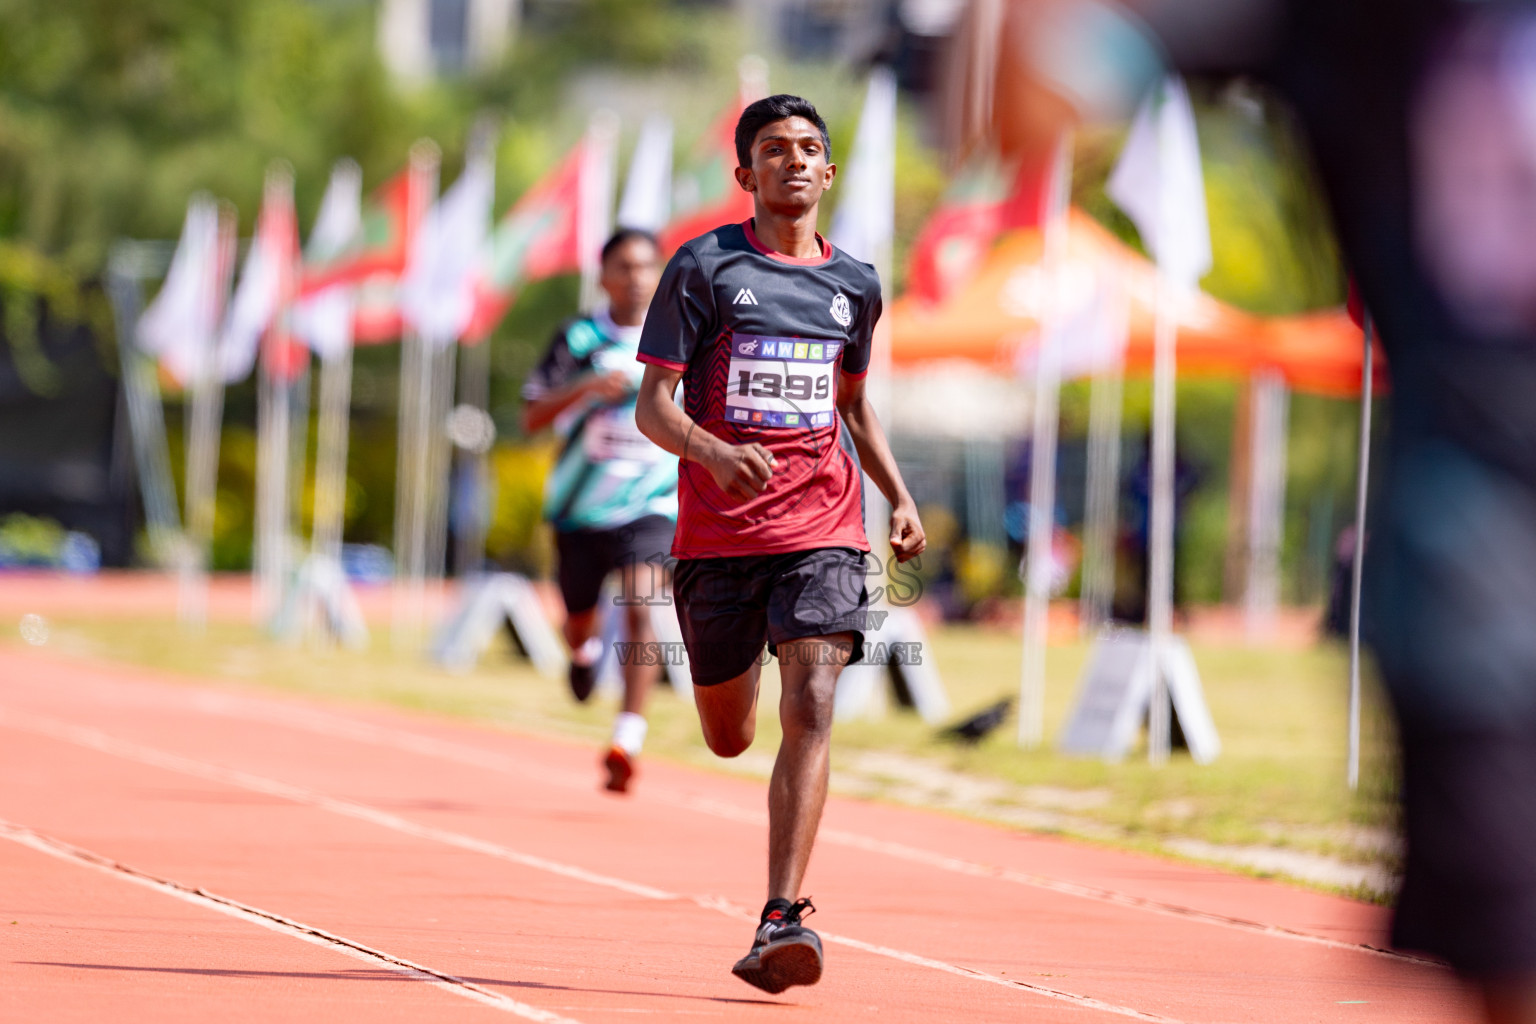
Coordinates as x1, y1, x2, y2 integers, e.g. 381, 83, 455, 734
634, 95, 925, 993
522, 228, 675, 795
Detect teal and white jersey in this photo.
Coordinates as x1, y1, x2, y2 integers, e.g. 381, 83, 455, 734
521, 312, 678, 532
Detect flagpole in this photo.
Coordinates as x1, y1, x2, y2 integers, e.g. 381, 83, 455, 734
1347, 314, 1374, 790
1243, 369, 1289, 639
441, 117, 497, 582
181, 202, 239, 629
578, 112, 618, 313
393, 141, 441, 651
1146, 207, 1178, 767
454, 333, 493, 576
1078, 259, 1129, 635
1018, 130, 1074, 748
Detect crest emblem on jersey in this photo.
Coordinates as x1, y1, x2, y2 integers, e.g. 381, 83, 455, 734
830, 292, 852, 327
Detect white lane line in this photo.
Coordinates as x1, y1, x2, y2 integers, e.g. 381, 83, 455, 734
114, 686, 1426, 965
0, 818, 584, 1024
0, 707, 1185, 1023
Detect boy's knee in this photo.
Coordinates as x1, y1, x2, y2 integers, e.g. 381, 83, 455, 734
782, 679, 835, 736
703, 723, 753, 758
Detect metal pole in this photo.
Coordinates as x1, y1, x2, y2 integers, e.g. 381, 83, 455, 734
1078, 262, 1129, 635
1018, 130, 1073, 747
1146, 256, 1178, 764
1347, 315, 1374, 790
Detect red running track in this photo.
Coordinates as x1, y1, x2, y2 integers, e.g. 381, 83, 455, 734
0, 646, 1478, 1022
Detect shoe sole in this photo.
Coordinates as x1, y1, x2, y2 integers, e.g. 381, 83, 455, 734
732, 935, 823, 994
602, 749, 632, 794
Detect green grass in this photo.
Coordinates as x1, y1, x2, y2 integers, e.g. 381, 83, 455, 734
11, 613, 1400, 893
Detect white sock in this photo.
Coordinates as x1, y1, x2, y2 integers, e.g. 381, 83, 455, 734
611, 712, 647, 755
572, 636, 603, 667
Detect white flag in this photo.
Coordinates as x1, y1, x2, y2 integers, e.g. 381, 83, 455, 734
291, 161, 363, 363
218, 175, 295, 383
616, 115, 673, 231
830, 67, 897, 266
137, 195, 222, 386
1106, 75, 1211, 290
399, 147, 494, 348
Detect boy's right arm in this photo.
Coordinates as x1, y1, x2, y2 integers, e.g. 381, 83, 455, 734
521, 372, 631, 434
634, 364, 775, 502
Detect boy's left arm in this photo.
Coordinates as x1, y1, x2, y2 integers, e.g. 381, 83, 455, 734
836, 372, 925, 562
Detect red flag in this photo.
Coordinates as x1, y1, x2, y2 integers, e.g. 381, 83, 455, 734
658, 101, 754, 253
904, 157, 1050, 305
298, 171, 414, 295
462, 140, 592, 342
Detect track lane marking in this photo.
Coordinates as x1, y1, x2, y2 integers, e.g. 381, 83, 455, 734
87, 684, 1425, 965
0, 707, 1184, 1022
0, 818, 585, 1023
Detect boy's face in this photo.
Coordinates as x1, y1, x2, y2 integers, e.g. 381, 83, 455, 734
735, 116, 835, 216
599, 236, 661, 320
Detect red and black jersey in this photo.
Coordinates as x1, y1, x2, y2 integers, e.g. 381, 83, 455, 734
638, 220, 881, 559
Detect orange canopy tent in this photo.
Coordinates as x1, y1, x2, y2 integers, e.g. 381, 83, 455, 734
889, 209, 1385, 398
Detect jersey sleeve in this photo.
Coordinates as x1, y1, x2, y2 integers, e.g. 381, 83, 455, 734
638, 247, 715, 372
521, 325, 580, 401
839, 287, 882, 379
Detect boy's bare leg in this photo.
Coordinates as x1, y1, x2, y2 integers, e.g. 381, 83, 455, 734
767, 634, 851, 901
693, 659, 762, 759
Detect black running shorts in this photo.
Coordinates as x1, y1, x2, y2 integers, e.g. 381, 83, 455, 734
672, 547, 871, 686
554, 515, 676, 616
1392, 713, 1536, 975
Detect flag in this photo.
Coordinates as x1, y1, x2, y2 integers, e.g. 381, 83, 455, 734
298, 168, 415, 295
1106, 75, 1211, 290
905, 154, 1050, 305
291, 160, 364, 363
659, 99, 755, 253
137, 194, 225, 386
616, 115, 673, 232
830, 67, 897, 266
462, 132, 608, 341
218, 170, 299, 383
399, 143, 494, 348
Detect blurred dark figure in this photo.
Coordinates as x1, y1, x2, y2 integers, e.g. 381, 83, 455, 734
946, 1, 1536, 1017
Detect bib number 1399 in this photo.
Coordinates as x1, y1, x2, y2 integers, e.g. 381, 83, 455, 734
735, 370, 830, 402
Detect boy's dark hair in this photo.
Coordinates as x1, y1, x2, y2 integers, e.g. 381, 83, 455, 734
734, 94, 831, 169
601, 226, 659, 264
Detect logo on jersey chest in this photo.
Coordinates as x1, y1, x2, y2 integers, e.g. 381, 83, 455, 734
830, 292, 852, 327
733, 288, 758, 305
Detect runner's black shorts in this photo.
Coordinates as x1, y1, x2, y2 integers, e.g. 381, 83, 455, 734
554, 515, 675, 616
1392, 712, 1536, 976
672, 547, 870, 686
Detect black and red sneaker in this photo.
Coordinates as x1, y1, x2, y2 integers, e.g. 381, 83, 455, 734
731, 897, 822, 994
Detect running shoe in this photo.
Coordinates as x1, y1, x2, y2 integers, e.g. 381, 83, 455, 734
568, 661, 596, 703
732, 897, 822, 993
602, 745, 634, 794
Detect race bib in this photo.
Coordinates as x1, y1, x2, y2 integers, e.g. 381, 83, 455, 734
584, 405, 663, 464
724, 335, 839, 429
